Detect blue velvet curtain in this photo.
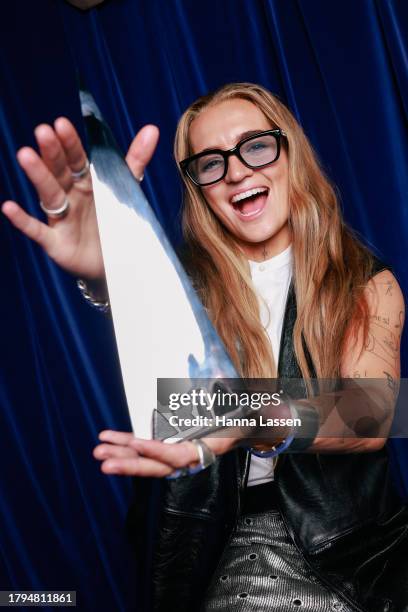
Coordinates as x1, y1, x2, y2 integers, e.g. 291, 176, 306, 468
1, 1, 407, 610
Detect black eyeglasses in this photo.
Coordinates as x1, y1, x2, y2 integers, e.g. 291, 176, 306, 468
179, 129, 286, 187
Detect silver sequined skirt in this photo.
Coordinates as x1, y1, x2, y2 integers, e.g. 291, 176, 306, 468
202, 510, 353, 612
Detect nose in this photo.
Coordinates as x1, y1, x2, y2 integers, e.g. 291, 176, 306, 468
224, 154, 253, 184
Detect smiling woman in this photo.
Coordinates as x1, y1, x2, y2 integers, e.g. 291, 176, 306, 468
174, 85, 383, 383
130, 83, 406, 611
2, 82, 407, 611
181, 97, 291, 262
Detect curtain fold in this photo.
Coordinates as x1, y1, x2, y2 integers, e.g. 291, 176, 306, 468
1, 1, 407, 609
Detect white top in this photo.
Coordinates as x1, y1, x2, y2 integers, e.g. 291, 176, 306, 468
247, 243, 293, 487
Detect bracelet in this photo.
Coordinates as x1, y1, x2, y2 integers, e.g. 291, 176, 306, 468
249, 434, 295, 458
77, 279, 110, 314
247, 393, 297, 458
247, 397, 320, 457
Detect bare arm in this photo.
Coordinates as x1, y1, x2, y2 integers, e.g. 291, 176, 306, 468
293, 269, 404, 453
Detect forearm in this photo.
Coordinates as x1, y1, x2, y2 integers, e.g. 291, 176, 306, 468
246, 378, 395, 454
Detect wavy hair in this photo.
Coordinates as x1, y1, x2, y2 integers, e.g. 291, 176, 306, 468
174, 83, 373, 383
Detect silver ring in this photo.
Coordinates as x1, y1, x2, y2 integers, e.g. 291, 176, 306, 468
165, 439, 216, 480
191, 439, 216, 470
137, 173, 144, 183
71, 159, 90, 181
39, 197, 70, 219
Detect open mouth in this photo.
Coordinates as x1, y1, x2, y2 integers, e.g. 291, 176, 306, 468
231, 187, 269, 219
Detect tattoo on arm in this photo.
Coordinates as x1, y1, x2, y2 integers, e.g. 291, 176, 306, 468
364, 321, 400, 371
344, 370, 368, 378
383, 371, 398, 399
394, 310, 404, 331
367, 279, 397, 301
342, 273, 403, 389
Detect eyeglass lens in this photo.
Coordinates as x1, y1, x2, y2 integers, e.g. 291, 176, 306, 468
188, 133, 278, 185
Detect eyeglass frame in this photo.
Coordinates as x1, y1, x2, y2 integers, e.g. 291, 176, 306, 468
179, 128, 287, 187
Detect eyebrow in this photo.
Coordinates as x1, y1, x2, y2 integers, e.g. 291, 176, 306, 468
197, 130, 267, 154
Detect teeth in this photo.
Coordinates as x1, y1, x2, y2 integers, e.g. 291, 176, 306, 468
231, 187, 268, 204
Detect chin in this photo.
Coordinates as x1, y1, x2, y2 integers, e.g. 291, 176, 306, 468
239, 227, 278, 244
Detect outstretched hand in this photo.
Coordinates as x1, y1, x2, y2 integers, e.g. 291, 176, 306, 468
2, 118, 159, 282
93, 431, 236, 478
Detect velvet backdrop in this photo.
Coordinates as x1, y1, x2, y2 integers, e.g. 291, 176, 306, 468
1, 1, 407, 610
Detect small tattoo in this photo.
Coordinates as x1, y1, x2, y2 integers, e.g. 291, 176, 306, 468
262, 244, 268, 261
394, 310, 404, 330
365, 323, 399, 370
383, 336, 398, 354
371, 314, 390, 326
383, 371, 398, 397
350, 370, 367, 378
372, 280, 394, 296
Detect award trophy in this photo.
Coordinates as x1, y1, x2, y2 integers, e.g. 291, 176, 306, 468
80, 91, 250, 442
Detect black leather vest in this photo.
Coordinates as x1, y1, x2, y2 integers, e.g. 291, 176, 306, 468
130, 260, 408, 612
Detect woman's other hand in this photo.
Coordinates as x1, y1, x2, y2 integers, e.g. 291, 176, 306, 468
2, 118, 159, 284
93, 430, 236, 478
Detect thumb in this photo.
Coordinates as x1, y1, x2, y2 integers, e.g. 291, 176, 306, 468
126, 124, 159, 181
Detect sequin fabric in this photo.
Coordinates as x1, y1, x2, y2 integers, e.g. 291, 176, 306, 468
202, 511, 353, 612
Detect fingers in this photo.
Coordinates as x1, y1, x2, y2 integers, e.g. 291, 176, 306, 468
93, 442, 138, 461
34, 124, 73, 193
126, 125, 159, 181
4, 118, 89, 233
17, 147, 67, 215
31, 118, 88, 196
1, 200, 53, 250
93, 438, 173, 478
100, 456, 173, 477
98, 430, 137, 446
96, 431, 204, 477
96, 430, 173, 476
54, 117, 89, 175
130, 438, 199, 469
96, 431, 199, 475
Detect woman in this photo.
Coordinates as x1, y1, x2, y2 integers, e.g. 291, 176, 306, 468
2, 83, 407, 611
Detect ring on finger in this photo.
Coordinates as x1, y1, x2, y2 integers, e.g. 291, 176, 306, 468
71, 159, 90, 182
191, 439, 216, 471
166, 439, 216, 480
137, 173, 144, 183
39, 196, 70, 219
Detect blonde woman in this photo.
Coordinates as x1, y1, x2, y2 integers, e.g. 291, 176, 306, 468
3, 83, 407, 611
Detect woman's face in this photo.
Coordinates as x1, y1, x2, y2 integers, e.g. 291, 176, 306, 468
189, 98, 291, 260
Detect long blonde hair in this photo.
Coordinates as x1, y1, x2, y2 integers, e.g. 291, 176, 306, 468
174, 83, 373, 382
